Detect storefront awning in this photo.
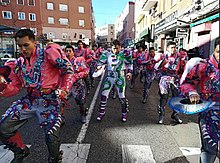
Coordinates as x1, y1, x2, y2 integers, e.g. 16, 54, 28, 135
139, 28, 149, 38
0, 25, 19, 32
190, 13, 219, 27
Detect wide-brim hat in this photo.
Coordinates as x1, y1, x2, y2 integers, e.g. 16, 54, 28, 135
0, 66, 11, 80
168, 97, 215, 114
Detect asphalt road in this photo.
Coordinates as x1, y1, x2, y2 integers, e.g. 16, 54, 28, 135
0, 76, 210, 163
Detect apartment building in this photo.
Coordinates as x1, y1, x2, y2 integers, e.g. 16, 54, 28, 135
0, 0, 42, 55
41, 0, 95, 45
95, 24, 115, 47
134, 0, 154, 49
0, 0, 42, 34
115, 1, 135, 47
134, 0, 219, 56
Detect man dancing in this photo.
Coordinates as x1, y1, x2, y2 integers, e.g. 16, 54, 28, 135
180, 38, 219, 163
138, 47, 157, 103
155, 41, 188, 124
95, 40, 133, 122
0, 29, 75, 163
65, 45, 90, 123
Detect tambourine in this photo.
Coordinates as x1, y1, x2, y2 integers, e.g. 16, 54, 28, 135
168, 97, 216, 114
0, 66, 11, 81
92, 65, 105, 78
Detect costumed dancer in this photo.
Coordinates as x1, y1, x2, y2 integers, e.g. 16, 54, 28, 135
137, 47, 157, 103
179, 37, 219, 163
130, 45, 145, 88
75, 40, 91, 94
65, 45, 90, 123
154, 41, 188, 124
94, 40, 133, 122
89, 44, 103, 87
0, 29, 75, 163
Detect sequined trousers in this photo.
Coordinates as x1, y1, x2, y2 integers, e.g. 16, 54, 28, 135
0, 92, 63, 162
199, 103, 220, 163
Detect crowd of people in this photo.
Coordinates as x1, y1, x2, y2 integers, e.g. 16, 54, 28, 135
0, 29, 219, 163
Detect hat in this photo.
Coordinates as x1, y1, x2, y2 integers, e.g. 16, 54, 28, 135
0, 66, 11, 80
168, 97, 215, 114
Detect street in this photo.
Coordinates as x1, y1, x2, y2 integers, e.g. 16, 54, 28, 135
0, 74, 218, 163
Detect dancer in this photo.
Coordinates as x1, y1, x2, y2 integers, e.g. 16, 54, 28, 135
155, 41, 188, 124
65, 45, 90, 123
0, 29, 75, 163
95, 40, 133, 122
180, 38, 219, 163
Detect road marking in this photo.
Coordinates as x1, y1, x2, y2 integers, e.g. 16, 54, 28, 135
0, 145, 31, 162
122, 145, 156, 163
61, 144, 90, 163
76, 72, 105, 143
180, 147, 201, 163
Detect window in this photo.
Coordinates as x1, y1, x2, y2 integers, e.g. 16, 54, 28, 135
59, 4, 68, 11
30, 28, 37, 35
49, 32, 55, 39
29, 13, 36, 21
62, 33, 68, 39
78, 6, 84, 13
18, 12, 25, 20
171, 0, 177, 6
28, 0, 35, 6
110, 26, 113, 30
110, 32, 113, 35
79, 20, 85, 27
59, 18, 68, 25
1, 0, 10, 4
17, 0, 24, 5
48, 17, 54, 24
2, 11, 12, 19
47, 3, 54, 10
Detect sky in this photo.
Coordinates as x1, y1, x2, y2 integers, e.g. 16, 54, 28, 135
92, 0, 132, 28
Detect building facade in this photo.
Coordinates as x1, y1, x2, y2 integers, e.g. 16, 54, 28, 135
41, 0, 95, 45
95, 24, 115, 47
0, 0, 42, 55
134, 0, 219, 56
116, 1, 135, 47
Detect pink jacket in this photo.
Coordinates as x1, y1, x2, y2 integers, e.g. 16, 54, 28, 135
156, 51, 188, 76
1, 43, 75, 97
180, 55, 219, 102
69, 56, 89, 80
137, 52, 156, 70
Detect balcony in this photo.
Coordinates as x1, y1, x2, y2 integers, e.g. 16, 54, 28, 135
142, 0, 158, 11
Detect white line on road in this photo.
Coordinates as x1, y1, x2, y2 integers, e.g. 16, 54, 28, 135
122, 145, 156, 163
76, 72, 105, 143
0, 145, 31, 162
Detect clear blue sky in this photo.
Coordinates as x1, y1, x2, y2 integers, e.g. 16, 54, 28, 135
92, 0, 131, 28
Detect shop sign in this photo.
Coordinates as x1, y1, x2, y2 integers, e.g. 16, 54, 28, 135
156, 10, 178, 29
176, 28, 189, 37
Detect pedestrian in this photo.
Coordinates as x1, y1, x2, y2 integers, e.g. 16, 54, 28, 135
155, 41, 188, 124
65, 45, 90, 123
130, 45, 146, 89
180, 37, 219, 163
95, 39, 133, 122
0, 29, 75, 163
75, 40, 91, 94
138, 47, 157, 103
